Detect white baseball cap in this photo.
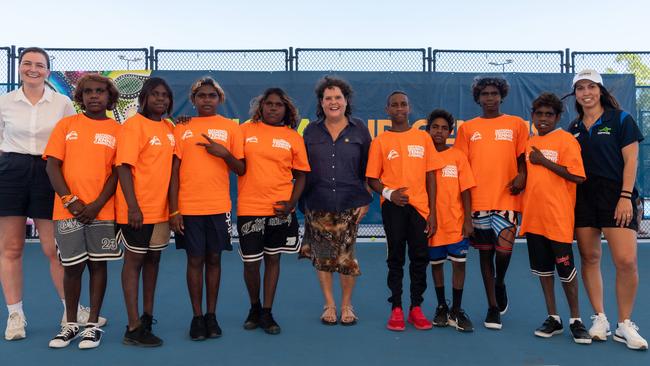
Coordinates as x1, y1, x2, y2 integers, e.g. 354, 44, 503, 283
572, 69, 604, 88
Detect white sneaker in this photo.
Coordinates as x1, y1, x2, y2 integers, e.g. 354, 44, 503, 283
48, 323, 80, 348
78, 325, 104, 349
4, 312, 27, 341
589, 313, 611, 341
61, 305, 107, 327
614, 320, 649, 350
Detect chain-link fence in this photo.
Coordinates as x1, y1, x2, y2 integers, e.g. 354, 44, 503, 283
295, 48, 428, 72
571, 51, 650, 79
432, 50, 566, 73
154, 49, 289, 71
16, 47, 150, 74
0, 47, 11, 93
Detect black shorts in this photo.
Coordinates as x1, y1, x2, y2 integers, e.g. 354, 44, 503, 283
0, 153, 54, 219
575, 176, 638, 231
175, 213, 232, 257
116, 222, 171, 254
236, 213, 300, 262
526, 233, 577, 282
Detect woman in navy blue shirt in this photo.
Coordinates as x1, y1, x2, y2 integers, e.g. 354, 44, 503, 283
568, 69, 647, 350
301, 76, 372, 326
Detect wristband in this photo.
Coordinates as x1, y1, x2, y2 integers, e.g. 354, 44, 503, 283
169, 210, 181, 217
382, 187, 395, 201
619, 195, 633, 200
63, 196, 78, 208
621, 190, 633, 195
60, 194, 73, 204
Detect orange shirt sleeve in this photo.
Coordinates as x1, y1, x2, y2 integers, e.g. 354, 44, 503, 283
561, 135, 586, 179
365, 138, 383, 179
425, 137, 444, 171
230, 124, 244, 160
43, 117, 68, 161
454, 124, 469, 156
116, 119, 141, 167
291, 134, 311, 172
457, 152, 476, 192
516, 119, 530, 156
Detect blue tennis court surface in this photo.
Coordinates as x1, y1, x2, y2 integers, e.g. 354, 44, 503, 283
1, 241, 648, 365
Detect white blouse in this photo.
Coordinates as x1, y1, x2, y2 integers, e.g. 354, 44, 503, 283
0, 87, 76, 155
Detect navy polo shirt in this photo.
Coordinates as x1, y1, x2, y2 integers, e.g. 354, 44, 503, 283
302, 117, 373, 212
568, 109, 643, 183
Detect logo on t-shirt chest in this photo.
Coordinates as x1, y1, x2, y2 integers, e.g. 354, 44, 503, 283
441, 164, 458, 178
93, 133, 116, 149
272, 138, 291, 151
540, 149, 558, 163
181, 130, 194, 140
495, 129, 514, 142
167, 134, 175, 146
65, 131, 78, 141
407, 145, 424, 159
207, 129, 228, 142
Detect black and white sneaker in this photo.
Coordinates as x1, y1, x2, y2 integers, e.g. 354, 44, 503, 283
495, 283, 508, 315
570, 320, 592, 344
78, 325, 104, 349
534, 316, 563, 338
243, 304, 261, 330
49, 323, 80, 348
448, 308, 474, 332
204, 313, 222, 338
432, 303, 449, 327
189, 315, 207, 341
484, 307, 502, 330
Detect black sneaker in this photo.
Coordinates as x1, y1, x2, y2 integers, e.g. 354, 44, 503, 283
243, 303, 261, 330
140, 313, 156, 332
123, 324, 163, 347
570, 320, 592, 344
189, 315, 207, 341
259, 308, 281, 335
495, 283, 508, 315
449, 308, 474, 332
534, 316, 563, 338
432, 303, 449, 327
48, 323, 80, 348
204, 313, 222, 338
484, 307, 502, 330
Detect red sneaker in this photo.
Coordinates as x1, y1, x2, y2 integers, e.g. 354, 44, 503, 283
387, 307, 406, 331
408, 306, 433, 330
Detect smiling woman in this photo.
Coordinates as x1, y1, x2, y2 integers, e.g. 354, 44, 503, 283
0, 47, 77, 341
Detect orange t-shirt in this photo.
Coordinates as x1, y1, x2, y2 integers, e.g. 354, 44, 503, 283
174, 115, 244, 215
519, 129, 585, 243
237, 122, 311, 216
114, 114, 175, 224
366, 128, 444, 219
454, 114, 529, 212
43, 114, 119, 221
430, 147, 476, 246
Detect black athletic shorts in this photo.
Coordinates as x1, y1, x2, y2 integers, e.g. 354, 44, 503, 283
175, 213, 232, 257
236, 212, 300, 262
575, 176, 638, 231
116, 222, 170, 254
0, 153, 54, 219
526, 233, 577, 282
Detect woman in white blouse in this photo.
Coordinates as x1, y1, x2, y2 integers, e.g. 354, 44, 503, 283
0, 47, 81, 340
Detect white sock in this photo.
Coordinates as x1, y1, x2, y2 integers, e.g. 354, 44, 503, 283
7, 301, 24, 317
569, 317, 582, 325
549, 314, 561, 322
61, 298, 66, 311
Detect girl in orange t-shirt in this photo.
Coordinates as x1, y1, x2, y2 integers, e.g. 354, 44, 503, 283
116, 77, 175, 347
237, 88, 310, 335
168, 77, 244, 340
44, 74, 120, 349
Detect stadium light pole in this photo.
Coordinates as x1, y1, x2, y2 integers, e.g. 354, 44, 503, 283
488, 59, 514, 72
118, 55, 142, 70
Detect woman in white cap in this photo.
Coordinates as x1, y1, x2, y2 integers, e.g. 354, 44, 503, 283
568, 69, 647, 350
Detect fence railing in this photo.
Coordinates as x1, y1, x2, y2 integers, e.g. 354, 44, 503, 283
431, 49, 567, 73
294, 48, 428, 71
154, 48, 290, 71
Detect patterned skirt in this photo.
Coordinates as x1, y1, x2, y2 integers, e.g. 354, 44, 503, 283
301, 208, 361, 276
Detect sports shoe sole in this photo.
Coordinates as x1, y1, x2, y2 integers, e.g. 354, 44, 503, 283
432, 320, 448, 327
590, 331, 611, 341
4, 332, 26, 341
613, 334, 649, 350
387, 324, 406, 331
79, 340, 101, 349
573, 337, 593, 345
534, 329, 563, 338
484, 321, 502, 330
122, 338, 163, 347
407, 319, 433, 330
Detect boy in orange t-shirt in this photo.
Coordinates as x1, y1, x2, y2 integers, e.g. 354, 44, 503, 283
116, 77, 175, 347
454, 76, 529, 330
367, 91, 443, 332
168, 77, 244, 340
43, 74, 120, 349
519, 93, 590, 344
426, 109, 476, 332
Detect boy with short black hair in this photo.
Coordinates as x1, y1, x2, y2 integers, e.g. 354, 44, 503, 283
426, 109, 476, 332
519, 92, 591, 344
